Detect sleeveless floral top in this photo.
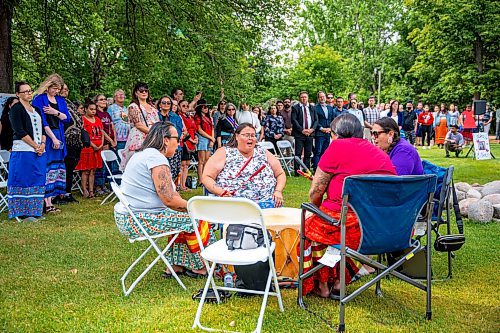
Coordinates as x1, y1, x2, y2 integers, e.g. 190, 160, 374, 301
216, 146, 276, 204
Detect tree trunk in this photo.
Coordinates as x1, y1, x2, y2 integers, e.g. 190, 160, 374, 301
0, 2, 14, 93
473, 33, 483, 100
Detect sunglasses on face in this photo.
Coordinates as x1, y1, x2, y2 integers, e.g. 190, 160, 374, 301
169, 136, 180, 143
227, 108, 235, 111
138, 89, 149, 93
161, 101, 171, 105
98, 98, 106, 101
371, 130, 388, 139
327, 96, 334, 99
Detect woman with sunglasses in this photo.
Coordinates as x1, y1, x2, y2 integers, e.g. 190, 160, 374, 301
114, 122, 215, 278
212, 100, 226, 128
215, 102, 238, 148
7, 82, 47, 221
157, 96, 184, 184
120, 82, 160, 170
372, 117, 423, 175
179, 99, 198, 191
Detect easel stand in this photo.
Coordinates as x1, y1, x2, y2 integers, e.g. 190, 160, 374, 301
465, 115, 496, 159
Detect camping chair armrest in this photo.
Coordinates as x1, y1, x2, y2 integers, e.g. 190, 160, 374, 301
301, 202, 339, 226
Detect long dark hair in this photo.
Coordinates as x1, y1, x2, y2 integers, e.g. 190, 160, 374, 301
139, 121, 175, 152
226, 123, 256, 148
131, 82, 151, 106
374, 117, 400, 154
1, 97, 19, 121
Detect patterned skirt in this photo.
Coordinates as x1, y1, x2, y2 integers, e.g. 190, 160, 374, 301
7, 151, 47, 218
45, 130, 67, 198
297, 206, 361, 295
167, 149, 182, 181
114, 206, 215, 270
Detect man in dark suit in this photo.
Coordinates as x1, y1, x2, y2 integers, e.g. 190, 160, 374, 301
292, 91, 318, 174
312, 91, 337, 169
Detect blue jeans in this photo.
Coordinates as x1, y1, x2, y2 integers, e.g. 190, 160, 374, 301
313, 136, 330, 169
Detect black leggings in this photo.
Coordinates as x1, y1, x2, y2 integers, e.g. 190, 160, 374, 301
421, 125, 432, 146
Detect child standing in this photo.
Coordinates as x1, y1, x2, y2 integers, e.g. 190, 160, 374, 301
76, 102, 104, 198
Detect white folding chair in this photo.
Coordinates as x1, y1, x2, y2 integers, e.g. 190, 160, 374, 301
0, 168, 9, 214
117, 148, 125, 162
101, 150, 123, 205
258, 141, 278, 156
0, 150, 10, 179
188, 196, 284, 333
188, 155, 198, 173
110, 182, 187, 296
71, 171, 83, 194
276, 140, 294, 176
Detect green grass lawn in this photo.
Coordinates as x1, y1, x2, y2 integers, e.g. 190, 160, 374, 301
0, 144, 499, 332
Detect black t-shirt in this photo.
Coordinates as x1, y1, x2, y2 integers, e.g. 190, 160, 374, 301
46, 102, 60, 129
402, 110, 417, 131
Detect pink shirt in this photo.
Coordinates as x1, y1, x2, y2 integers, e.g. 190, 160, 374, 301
318, 138, 397, 212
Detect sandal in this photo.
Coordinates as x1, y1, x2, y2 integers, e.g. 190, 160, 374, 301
185, 269, 207, 279
45, 206, 61, 214
192, 288, 232, 303
88, 191, 95, 198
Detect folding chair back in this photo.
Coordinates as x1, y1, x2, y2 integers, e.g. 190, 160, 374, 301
187, 196, 283, 333
0, 150, 11, 164
0, 150, 10, 179
110, 182, 186, 295
342, 175, 437, 254
101, 150, 122, 205
258, 141, 277, 155
276, 140, 294, 176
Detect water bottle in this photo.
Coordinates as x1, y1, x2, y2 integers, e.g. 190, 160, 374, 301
224, 273, 234, 288
192, 176, 198, 189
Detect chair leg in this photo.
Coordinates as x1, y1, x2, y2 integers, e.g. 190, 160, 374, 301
255, 270, 274, 333
192, 261, 218, 330
375, 254, 383, 297
100, 192, 115, 205
426, 217, 432, 320
339, 246, 346, 333
121, 244, 155, 296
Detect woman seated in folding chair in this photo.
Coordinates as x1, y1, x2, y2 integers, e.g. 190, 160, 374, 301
114, 122, 215, 278
201, 122, 286, 209
372, 117, 423, 176
300, 114, 396, 298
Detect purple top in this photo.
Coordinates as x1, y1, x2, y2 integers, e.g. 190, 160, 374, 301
389, 138, 423, 175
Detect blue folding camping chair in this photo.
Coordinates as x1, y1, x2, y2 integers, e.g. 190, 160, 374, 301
297, 174, 437, 332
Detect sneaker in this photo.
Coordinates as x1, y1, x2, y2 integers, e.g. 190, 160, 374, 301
52, 195, 68, 205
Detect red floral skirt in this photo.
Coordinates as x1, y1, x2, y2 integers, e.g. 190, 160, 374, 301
297, 205, 361, 295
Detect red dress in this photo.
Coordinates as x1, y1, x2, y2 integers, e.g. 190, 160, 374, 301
76, 116, 103, 170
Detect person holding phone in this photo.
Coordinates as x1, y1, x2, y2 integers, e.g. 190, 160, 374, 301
32, 74, 70, 213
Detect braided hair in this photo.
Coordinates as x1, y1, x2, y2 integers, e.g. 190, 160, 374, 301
374, 117, 400, 154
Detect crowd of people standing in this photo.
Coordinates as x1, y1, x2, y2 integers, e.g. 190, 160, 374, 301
1, 73, 498, 222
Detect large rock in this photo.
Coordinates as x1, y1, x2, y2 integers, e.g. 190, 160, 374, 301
459, 198, 479, 216
467, 188, 482, 199
456, 190, 466, 201
493, 204, 500, 219
468, 200, 494, 223
455, 182, 472, 193
483, 194, 500, 206
481, 181, 500, 197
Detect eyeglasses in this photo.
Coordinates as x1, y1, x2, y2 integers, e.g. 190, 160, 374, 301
161, 101, 172, 105
19, 90, 33, 94
239, 133, 257, 139
370, 130, 388, 139
138, 88, 149, 93
327, 96, 334, 99
168, 136, 180, 143
227, 108, 235, 111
